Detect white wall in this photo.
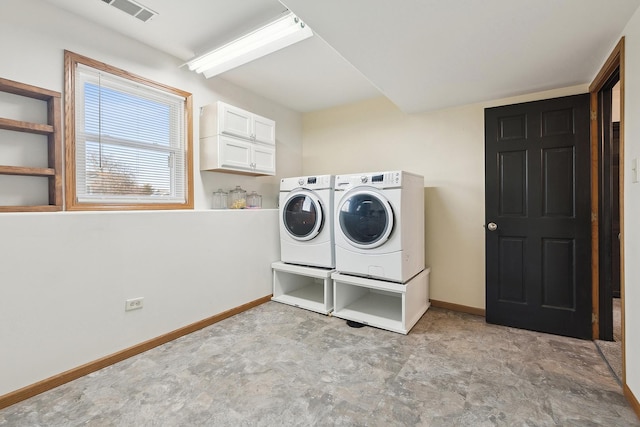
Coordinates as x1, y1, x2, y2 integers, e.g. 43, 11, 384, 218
0, 210, 278, 395
0, 0, 297, 395
302, 85, 587, 310
622, 6, 640, 407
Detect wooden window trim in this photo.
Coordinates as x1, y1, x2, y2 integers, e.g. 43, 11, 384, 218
64, 50, 194, 211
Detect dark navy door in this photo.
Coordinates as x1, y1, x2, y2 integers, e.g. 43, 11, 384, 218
485, 94, 592, 339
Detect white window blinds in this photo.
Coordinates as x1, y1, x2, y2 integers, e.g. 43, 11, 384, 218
74, 64, 186, 203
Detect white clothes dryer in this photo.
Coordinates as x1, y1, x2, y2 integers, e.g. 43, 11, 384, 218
279, 175, 335, 269
334, 171, 424, 283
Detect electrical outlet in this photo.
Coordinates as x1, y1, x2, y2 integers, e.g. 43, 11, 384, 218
125, 297, 144, 311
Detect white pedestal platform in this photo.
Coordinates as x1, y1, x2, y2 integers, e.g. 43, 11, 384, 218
331, 268, 430, 335
271, 261, 430, 334
271, 261, 334, 314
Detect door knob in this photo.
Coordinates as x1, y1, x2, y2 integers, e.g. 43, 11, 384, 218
487, 222, 498, 231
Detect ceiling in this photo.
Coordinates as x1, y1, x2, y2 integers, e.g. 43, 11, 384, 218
43, 0, 640, 113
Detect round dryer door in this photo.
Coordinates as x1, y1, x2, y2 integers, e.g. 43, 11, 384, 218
338, 190, 394, 249
282, 191, 324, 241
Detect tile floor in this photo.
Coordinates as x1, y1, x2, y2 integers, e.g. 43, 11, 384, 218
595, 297, 623, 384
1, 302, 638, 426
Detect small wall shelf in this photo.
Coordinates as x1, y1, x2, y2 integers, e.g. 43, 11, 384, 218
332, 268, 430, 334
271, 261, 334, 315
0, 77, 62, 212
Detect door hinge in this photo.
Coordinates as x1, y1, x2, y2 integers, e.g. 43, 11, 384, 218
592, 312, 598, 323
591, 110, 597, 121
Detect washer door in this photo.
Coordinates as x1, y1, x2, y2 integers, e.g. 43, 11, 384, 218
338, 189, 394, 249
282, 190, 324, 241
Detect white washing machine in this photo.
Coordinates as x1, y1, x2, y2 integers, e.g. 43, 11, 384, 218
334, 170, 424, 283
279, 175, 335, 269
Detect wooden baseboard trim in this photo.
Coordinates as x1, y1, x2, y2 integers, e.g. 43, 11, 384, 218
624, 383, 640, 421
0, 294, 272, 410
430, 299, 486, 317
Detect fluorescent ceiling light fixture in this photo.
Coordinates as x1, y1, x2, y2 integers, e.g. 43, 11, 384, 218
186, 11, 313, 78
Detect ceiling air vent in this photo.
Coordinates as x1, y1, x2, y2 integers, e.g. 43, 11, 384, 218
101, 0, 158, 22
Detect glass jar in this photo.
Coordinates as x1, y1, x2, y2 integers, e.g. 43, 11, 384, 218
246, 191, 262, 209
229, 185, 247, 209
212, 188, 228, 209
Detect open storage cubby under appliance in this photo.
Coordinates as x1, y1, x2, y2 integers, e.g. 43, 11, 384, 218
271, 261, 334, 315
332, 268, 430, 334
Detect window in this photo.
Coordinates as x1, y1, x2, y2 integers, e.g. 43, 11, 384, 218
64, 50, 193, 210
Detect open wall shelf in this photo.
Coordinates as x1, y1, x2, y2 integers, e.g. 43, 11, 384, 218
0, 77, 62, 212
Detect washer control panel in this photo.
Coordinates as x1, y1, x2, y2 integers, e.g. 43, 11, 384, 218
335, 171, 402, 189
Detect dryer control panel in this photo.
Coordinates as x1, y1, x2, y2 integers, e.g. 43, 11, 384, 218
281, 175, 335, 191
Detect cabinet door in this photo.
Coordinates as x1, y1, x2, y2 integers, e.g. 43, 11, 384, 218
253, 115, 276, 145
219, 102, 252, 140
219, 135, 252, 170
252, 143, 276, 175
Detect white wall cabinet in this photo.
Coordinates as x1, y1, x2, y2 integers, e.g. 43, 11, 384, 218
218, 102, 276, 145
200, 101, 276, 175
201, 134, 275, 174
